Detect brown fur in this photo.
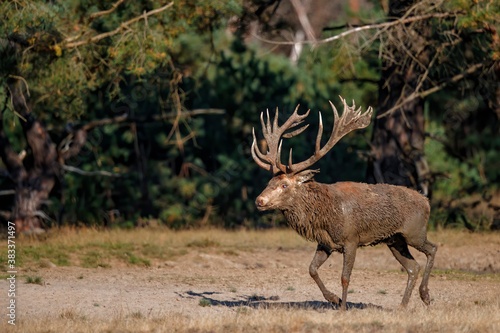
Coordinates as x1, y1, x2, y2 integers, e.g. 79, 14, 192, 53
256, 173, 437, 310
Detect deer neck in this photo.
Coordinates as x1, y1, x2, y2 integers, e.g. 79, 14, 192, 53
281, 181, 337, 244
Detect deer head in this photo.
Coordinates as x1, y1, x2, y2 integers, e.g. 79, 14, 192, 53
252, 96, 373, 211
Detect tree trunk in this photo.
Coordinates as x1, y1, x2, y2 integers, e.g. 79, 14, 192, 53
13, 185, 52, 234
1, 78, 63, 233
366, 0, 431, 196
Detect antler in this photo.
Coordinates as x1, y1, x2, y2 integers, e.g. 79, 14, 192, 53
251, 105, 310, 174
252, 96, 373, 175
288, 96, 373, 174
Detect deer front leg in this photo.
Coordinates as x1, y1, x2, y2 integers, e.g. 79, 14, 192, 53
309, 246, 341, 306
340, 244, 357, 311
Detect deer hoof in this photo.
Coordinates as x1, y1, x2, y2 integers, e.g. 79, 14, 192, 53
419, 287, 430, 305
421, 293, 431, 306
324, 291, 341, 305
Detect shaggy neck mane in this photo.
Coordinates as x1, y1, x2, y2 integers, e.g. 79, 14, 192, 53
281, 181, 339, 243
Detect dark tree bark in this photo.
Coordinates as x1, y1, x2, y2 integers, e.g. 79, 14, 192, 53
1, 78, 89, 233
366, 0, 431, 196
2, 79, 60, 233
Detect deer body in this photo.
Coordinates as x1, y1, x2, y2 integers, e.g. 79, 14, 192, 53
263, 180, 430, 249
252, 97, 437, 310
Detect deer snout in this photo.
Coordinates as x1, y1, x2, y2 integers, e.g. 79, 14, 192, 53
255, 195, 269, 210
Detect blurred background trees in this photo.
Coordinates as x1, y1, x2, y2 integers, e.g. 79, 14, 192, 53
1, 0, 499, 232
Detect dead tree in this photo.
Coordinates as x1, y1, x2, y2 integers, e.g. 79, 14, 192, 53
0, 78, 87, 233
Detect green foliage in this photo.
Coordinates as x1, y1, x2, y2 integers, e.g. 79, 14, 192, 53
25, 275, 44, 285
0, 0, 389, 229
126, 253, 151, 267
199, 298, 212, 307
426, 89, 500, 230
2, 0, 499, 230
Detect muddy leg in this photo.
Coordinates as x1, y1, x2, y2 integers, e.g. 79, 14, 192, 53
415, 240, 437, 305
309, 245, 340, 306
388, 237, 420, 308
340, 244, 357, 311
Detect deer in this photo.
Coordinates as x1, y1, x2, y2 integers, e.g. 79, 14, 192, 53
251, 97, 437, 310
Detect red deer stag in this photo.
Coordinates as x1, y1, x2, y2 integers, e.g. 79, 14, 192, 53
252, 97, 437, 310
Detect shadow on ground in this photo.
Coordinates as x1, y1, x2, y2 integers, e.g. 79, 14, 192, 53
179, 291, 382, 311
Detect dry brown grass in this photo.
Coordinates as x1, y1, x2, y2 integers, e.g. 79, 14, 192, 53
428, 228, 500, 246
2, 227, 499, 332
15, 226, 498, 252
2, 298, 499, 333
10, 227, 499, 269
22, 226, 313, 250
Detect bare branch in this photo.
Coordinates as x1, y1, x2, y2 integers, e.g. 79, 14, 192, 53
89, 0, 125, 21
377, 62, 488, 119
7, 75, 30, 97
0, 210, 11, 220
61, 165, 121, 177
33, 210, 56, 223
290, 0, 316, 43
64, 2, 174, 48
252, 11, 460, 46
57, 108, 224, 159
0, 189, 16, 196
79, 108, 224, 132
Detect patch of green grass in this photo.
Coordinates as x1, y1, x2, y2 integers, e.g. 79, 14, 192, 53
21, 246, 42, 261
127, 253, 151, 267
53, 253, 71, 266
25, 275, 43, 285
369, 321, 384, 328
433, 269, 500, 281
55, 258, 70, 266
16, 244, 79, 268
140, 244, 182, 261
187, 238, 220, 248
286, 286, 295, 291
86, 241, 135, 252
199, 298, 212, 307
377, 290, 387, 295
129, 312, 144, 319
80, 251, 110, 268
140, 243, 164, 258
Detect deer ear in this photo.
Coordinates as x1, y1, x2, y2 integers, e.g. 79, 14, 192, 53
295, 169, 320, 184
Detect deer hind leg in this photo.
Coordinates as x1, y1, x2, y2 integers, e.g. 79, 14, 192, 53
414, 239, 437, 305
387, 236, 420, 308
309, 245, 340, 306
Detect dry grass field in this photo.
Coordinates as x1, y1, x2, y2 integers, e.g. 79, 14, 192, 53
1, 227, 499, 332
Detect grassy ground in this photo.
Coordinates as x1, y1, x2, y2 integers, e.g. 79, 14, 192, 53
5, 301, 500, 333
1, 227, 499, 332
1, 227, 315, 271
3, 227, 499, 270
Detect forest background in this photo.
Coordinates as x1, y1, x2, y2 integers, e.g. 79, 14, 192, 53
1, 0, 499, 233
